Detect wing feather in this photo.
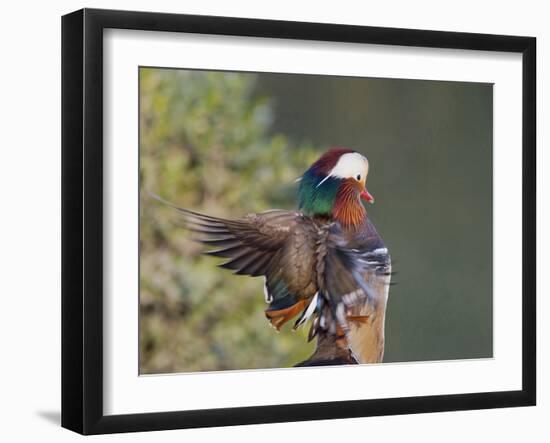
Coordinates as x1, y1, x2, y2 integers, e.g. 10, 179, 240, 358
311, 224, 391, 341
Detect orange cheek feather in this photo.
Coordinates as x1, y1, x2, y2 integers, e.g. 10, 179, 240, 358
333, 179, 367, 227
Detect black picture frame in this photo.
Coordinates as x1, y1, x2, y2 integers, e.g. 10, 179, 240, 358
61, 8, 536, 435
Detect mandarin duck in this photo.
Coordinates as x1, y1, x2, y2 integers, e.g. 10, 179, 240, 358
156, 148, 391, 366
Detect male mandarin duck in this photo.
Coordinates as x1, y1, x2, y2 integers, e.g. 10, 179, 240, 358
157, 148, 391, 366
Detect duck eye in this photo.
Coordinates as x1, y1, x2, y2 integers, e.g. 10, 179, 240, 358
356, 174, 361, 181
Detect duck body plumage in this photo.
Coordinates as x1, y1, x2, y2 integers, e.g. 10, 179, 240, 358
173, 205, 391, 364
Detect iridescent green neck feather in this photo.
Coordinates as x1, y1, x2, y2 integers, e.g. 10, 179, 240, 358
298, 171, 340, 216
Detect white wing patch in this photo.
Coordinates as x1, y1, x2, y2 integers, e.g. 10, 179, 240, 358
263, 277, 272, 303
293, 292, 319, 329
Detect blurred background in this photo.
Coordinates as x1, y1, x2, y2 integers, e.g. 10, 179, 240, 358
139, 67, 493, 374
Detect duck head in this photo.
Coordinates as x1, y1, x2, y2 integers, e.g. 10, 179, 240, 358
298, 148, 374, 227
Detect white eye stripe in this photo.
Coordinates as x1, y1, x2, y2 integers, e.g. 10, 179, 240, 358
328, 152, 369, 180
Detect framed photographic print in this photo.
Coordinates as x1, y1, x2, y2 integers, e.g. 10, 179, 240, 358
61, 8, 536, 435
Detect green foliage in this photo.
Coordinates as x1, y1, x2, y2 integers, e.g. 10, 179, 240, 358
139, 68, 318, 373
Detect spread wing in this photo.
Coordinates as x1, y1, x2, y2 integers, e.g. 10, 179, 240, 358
152, 195, 320, 330
189, 208, 298, 277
